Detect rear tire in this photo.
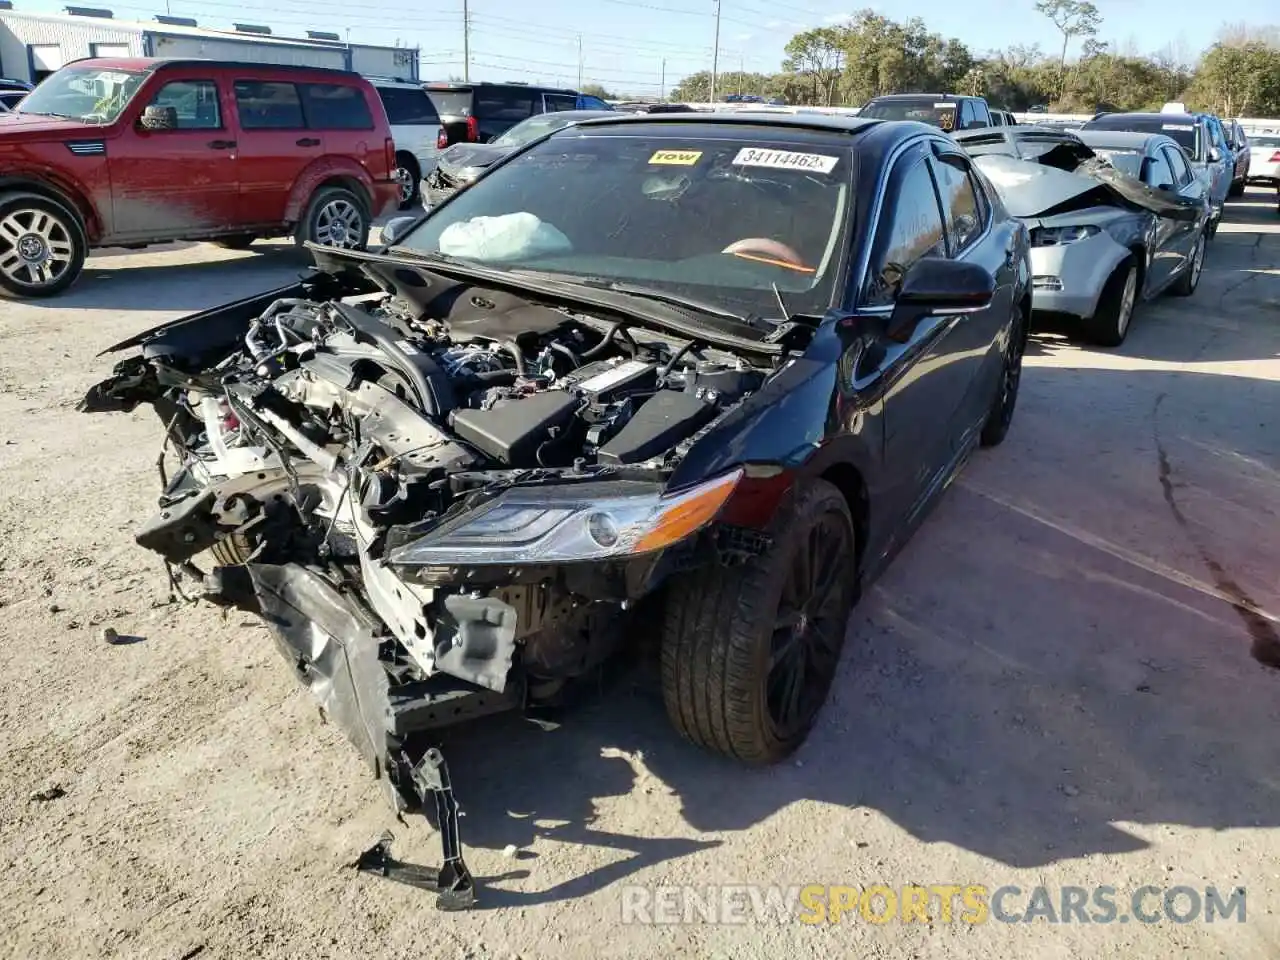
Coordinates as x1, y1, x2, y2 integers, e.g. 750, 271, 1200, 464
295, 186, 369, 251
1170, 229, 1206, 297
394, 152, 421, 210
1228, 178, 1245, 198
979, 299, 1026, 447
0, 193, 87, 298
659, 478, 858, 764
1082, 257, 1138, 347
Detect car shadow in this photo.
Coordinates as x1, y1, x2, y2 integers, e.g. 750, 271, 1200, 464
412, 362, 1279, 909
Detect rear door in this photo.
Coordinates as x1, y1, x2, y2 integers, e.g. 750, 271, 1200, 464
1162, 143, 1204, 266
109, 72, 239, 239
231, 78, 311, 226
474, 86, 537, 141
1138, 147, 1181, 289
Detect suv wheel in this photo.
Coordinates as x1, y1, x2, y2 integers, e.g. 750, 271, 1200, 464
659, 478, 858, 764
0, 193, 87, 298
296, 186, 369, 251
394, 152, 421, 209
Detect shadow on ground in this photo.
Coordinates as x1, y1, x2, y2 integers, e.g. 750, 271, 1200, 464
395, 361, 1280, 910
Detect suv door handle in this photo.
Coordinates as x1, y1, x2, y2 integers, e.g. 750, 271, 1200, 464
207, 139, 237, 150
296, 137, 320, 147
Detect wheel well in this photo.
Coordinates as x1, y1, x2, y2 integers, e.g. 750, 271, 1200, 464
314, 175, 372, 215
819, 462, 869, 566
0, 179, 94, 238
395, 150, 420, 176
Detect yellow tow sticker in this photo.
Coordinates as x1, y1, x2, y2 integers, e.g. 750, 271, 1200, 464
649, 149, 703, 165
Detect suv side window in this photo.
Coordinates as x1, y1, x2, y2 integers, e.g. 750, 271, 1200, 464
930, 153, 985, 254
1143, 149, 1175, 188
543, 93, 578, 112
957, 101, 974, 129
475, 88, 536, 122
299, 83, 374, 130
1163, 145, 1192, 186
146, 79, 221, 130
234, 80, 304, 130
864, 154, 946, 306
378, 86, 439, 125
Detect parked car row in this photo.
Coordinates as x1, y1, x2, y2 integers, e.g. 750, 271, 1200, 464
0, 60, 616, 297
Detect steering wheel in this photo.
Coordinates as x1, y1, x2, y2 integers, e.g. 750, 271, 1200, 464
721, 237, 814, 273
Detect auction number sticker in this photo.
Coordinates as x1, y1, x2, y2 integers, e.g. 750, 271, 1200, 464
649, 149, 703, 165
732, 147, 839, 174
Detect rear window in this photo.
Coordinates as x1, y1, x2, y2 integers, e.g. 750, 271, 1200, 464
425, 88, 475, 117
300, 83, 373, 130
1085, 116, 1200, 158
860, 97, 959, 132
379, 86, 439, 125
1253, 135, 1280, 149
474, 88, 536, 121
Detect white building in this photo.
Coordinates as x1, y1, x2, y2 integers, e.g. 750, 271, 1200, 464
0, 6, 419, 84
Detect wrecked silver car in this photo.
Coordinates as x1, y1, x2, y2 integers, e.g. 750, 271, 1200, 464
954, 125, 1210, 346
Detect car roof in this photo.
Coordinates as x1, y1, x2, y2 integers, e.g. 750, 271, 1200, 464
1089, 111, 1204, 125
524, 109, 616, 120
1074, 129, 1171, 151
865, 93, 974, 101
424, 80, 579, 94
567, 111, 879, 139
66, 57, 364, 80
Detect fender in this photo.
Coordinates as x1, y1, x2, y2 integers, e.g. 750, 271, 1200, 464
0, 170, 104, 240
282, 155, 377, 224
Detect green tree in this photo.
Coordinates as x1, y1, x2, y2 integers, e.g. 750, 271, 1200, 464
783, 26, 845, 105
1186, 41, 1280, 117
579, 83, 615, 100
1035, 0, 1102, 99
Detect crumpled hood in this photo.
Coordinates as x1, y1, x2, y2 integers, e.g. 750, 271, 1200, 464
436, 143, 510, 179
974, 153, 1201, 222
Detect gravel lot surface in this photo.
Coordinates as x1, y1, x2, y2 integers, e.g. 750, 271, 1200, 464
2, 194, 1278, 960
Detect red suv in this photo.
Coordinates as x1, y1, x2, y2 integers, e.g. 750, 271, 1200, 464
0, 58, 401, 298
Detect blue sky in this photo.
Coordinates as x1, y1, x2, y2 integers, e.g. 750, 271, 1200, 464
26, 0, 1252, 95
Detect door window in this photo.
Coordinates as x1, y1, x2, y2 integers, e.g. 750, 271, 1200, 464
234, 80, 304, 129
931, 154, 985, 255
474, 88, 536, 121
300, 83, 374, 130
543, 93, 578, 112
145, 79, 221, 130
864, 155, 946, 306
1142, 150, 1175, 189
1163, 145, 1192, 186
377, 86, 439, 125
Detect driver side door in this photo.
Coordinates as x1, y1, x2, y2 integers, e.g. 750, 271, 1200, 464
852, 140, 970, 534
109, 73, 240, 241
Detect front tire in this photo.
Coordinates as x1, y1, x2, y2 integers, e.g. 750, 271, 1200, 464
660, 478, 858, 764
1083, 257, 1138, 347
295, 186, 369, 251
0, 193, 87, 298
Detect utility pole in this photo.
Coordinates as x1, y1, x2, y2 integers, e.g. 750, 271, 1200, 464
709, 0, 721, 105
577, 34, 583, 89
462, 0, 471, 82
738, 52, 743, 96
660, 58, 666, 100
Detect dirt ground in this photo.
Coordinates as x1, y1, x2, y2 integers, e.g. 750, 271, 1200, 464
1, 193, 1279, 960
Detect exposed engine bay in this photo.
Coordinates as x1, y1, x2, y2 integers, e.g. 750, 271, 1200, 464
81, 257, 789, 835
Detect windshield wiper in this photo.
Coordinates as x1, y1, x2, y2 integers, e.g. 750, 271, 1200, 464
514, 273, 759, 325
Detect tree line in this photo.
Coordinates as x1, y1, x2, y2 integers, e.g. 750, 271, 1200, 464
661, 5, 1280, 118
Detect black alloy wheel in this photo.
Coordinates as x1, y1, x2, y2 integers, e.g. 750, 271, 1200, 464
660, 478, 858, 763
979, 301, 1026, 447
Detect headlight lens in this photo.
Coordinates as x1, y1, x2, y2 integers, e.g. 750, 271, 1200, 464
387, 468, 744, 566
1030, 224, 1101, 246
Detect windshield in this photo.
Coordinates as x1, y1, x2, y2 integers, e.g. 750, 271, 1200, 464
493, 113, 587, 148
424, 89, 473, 117
860, 97, 958, 131
1085, 117, 1200, 159
397, 132, 853, 319
16, 67, 147, 123
1091, 148, 1143, 178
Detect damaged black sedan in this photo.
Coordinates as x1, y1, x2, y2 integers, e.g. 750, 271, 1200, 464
81, 113, 1031, 906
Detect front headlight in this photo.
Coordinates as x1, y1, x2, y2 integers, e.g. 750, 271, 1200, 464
1030, 224, 1101, 247
387, 468, 744, 566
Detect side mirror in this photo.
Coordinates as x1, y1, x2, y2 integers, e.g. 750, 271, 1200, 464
886, 257, 996, 341
1157, 182, 1175, 192
139, 104, 178, 131
1207, 147, 1222, 163
380, 215, 420, 248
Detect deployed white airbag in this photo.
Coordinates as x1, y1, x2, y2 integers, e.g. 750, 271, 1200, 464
437, 212, 572, 261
